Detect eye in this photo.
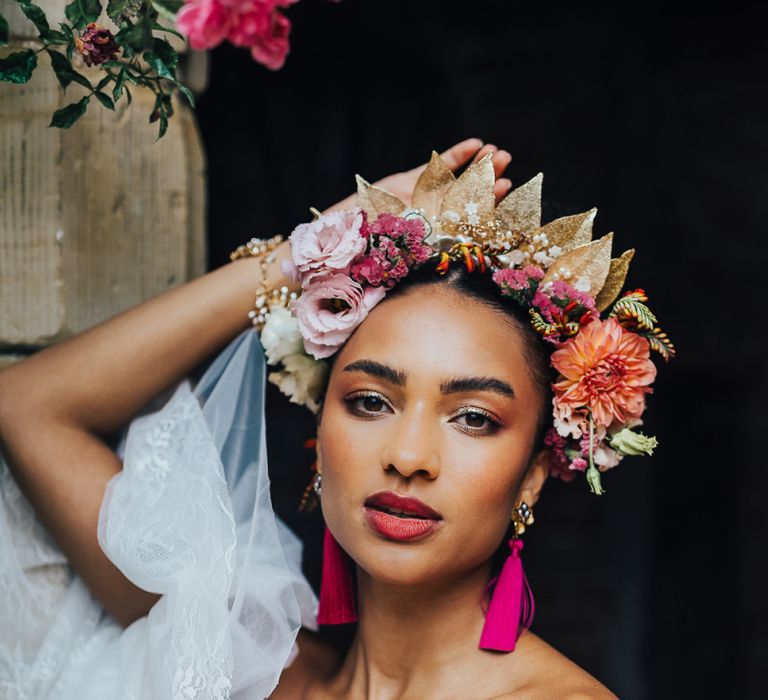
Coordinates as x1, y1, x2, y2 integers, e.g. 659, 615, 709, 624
451, 407, 502, 435
343, 391, 393, 418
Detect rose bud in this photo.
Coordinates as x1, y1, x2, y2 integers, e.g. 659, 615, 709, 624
75, 23, 119, 67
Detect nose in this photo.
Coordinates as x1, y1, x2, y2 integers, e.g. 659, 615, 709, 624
381, 406, 441, 480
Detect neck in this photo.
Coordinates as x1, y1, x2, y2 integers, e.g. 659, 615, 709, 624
330, 561, 494, 700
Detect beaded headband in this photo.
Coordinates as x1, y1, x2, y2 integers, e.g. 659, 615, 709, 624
257, 152, 675, 494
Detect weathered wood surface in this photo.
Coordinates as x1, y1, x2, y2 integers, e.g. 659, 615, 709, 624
0, 1, 206, 352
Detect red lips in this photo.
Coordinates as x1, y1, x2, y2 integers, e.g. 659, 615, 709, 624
363, 491, 442, 541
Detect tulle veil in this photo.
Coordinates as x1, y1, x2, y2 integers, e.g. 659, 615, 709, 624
0, 329, 318, 699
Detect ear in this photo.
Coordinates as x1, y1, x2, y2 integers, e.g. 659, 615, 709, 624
515, 449, 549, 508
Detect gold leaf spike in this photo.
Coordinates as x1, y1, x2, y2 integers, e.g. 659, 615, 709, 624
542, 233, 614, 296
440, 154, 496, 223
534, 209, 597, 254
355, 175, 406, 217
595, 249, 635, 311
496, 172, 542, 233
412, 151, 456, 220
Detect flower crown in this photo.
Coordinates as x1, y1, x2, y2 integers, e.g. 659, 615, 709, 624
260, 153, 675, 494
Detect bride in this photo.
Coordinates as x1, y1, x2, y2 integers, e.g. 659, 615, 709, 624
0, 138, 668, 698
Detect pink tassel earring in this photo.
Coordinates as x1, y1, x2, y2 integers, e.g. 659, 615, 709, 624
479, 501, 535, 652
317, 525, 358, 624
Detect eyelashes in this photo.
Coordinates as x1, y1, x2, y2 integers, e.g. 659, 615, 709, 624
342, 391, 503, 436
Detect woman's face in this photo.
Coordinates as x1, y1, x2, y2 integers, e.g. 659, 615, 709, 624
317, 284, 546, 585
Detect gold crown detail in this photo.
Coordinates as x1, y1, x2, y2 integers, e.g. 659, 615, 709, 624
355, 152, 634, 312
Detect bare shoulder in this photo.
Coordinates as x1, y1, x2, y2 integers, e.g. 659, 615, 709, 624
494, 632, 617, 699
269, 629, 340, 700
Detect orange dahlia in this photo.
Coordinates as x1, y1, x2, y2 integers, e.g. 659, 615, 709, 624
551, 317, 657, 430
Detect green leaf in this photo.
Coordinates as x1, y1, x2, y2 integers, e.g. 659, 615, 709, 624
157, 113, 168, 139
0, 50, 38, 84
49, 95, 90, 128
112, 65, 126, 100
65, 1, 85, 29
150, 21, 184, 40
115, 19, 152, 54
106, 0, 143, 23
41, 28, 69, 44
47, 49, 92, 90
94, 90, 115, 110
144, 37, 177, 79
76, 0, 103, 24
175, 81, 194, 108
96, 73, 112, 90
150, 0, 183, 22
18, 1, 49, 35
0, 13, 9, 47
124, 84, 132, 105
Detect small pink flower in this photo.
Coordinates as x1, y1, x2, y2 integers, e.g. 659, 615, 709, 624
290, 209, 367, 276
569, 457, 587, 471
293, 273, 386, 359
493, 265, 544, 292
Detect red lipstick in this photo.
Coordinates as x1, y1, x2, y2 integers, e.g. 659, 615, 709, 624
363, 491, 442, 542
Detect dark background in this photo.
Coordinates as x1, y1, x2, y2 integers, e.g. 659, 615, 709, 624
195, 2, 767, 697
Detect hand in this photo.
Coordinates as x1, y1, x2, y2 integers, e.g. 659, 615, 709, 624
325, 138, 512, 213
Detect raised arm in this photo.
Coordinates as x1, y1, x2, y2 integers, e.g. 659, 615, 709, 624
0, 247, 294, 627
0, 139, 510, 628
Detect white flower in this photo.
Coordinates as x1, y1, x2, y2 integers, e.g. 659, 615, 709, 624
548, 245, 562, 258
260, 306, 303, 365
594, 443, 623, 471
268, 353, 329, 414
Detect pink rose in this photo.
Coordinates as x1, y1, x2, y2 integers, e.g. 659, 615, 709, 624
289, 209, 367, 276
177, 0, 230, 50
293, 273, 386, 359
229, 2, 293, 70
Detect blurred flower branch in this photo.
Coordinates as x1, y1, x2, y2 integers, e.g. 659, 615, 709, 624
0, 0, 312, 137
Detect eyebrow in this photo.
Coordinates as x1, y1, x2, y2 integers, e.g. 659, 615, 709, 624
343, 360, 515, 399
440, 376, 516, 399
343, 359, 407, 386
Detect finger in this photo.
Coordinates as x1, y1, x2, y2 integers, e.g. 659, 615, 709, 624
494, 178, 512, 204
492, 150, 512, 179
471, 143, 497, 165
439, 137, 484, 171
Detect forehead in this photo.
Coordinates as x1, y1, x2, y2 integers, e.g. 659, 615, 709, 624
334, 285, 536, 396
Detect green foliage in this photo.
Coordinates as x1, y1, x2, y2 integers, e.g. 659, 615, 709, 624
0, 50, 38, 84
77, 0, 103, 24
50, 95, 90, 128
94, 89, 115, 110
106, 0, 144, 23
6, 0, 193, 138
18, 0, 49, 35
143, 37, 176, 79
47, 49, 92, 90
151, 0, 183, 21
0, 13, 9, 46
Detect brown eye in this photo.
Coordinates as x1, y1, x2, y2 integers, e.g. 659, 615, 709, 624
463, 411, 488, 428
363, 395, 385, 412
343, 392, 393, 418
452, 407, 502, 435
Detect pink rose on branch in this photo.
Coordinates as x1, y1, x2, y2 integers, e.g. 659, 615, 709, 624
177, 0, 297, 70
293, 273, 386, 359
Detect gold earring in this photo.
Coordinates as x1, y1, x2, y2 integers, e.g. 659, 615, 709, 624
512, 501, 534, 537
